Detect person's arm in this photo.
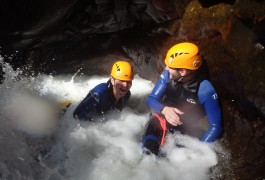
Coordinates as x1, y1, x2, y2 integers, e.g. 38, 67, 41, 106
73, 84, 105, 120
198, 80, 223, 142
146, 70, 169, 113
146, 70, 183, 126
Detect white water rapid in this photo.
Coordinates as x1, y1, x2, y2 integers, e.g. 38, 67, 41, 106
0, 56, 230, 180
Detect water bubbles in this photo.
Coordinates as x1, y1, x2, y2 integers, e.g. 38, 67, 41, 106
255, 43, 264, 51
0, 61, 229, 180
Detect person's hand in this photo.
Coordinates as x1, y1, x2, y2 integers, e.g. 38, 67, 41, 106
161, 106, 184, 126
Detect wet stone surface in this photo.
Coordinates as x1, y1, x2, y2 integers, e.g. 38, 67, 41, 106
0, 0, 265, 179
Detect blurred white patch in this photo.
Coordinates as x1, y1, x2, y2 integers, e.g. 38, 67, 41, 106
7, 91, 58, 136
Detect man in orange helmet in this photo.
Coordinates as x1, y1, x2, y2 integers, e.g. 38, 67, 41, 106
142, 42, 223, 156
73, 61, 134, 121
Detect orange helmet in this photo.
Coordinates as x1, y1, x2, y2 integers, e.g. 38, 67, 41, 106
165, 42, 202, 70
111, 61, 134, 81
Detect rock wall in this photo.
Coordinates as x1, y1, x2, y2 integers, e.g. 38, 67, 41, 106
1, 0, 265, 178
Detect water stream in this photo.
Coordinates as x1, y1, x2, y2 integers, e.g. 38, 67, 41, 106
0, 56, 231, 180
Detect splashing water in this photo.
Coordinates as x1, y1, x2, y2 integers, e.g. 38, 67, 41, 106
0, 56, 230, 180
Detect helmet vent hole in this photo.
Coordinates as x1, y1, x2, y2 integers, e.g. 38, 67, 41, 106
174, 52, 189, 57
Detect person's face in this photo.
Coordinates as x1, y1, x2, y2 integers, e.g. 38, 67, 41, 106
165, 66, 182, 80
111, 77, 132, 98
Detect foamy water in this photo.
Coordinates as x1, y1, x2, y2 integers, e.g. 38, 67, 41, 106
0, 56, 230, 180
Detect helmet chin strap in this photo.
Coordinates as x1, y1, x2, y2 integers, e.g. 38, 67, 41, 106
177, 70, 195, 83
177, 76, 184, 82
113, 79, 116, 87
177, 69, 185, 82
111, 77, 117, 88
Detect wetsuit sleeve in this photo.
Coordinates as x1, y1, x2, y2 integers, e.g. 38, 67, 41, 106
198, 80, 223, 142
73, 86, 101, 120
146, 70, 170, 113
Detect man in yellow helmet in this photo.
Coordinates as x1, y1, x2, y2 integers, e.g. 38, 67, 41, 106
142, 42, 222, 156
73, 61, 134, 121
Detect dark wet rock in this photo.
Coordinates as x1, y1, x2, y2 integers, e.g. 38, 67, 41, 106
221, 100, 265, 179
0, 64, 4, 84
198, 0, 236, 8
1, 0, 265, 179
234, 0, 265, 46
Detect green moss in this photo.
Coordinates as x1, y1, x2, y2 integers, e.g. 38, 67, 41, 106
183, 1, 233, 24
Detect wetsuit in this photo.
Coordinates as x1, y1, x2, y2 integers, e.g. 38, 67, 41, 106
73, 79, 130, 121
142, 70, 222, 155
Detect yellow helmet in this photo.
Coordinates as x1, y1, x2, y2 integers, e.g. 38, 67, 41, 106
111, 61, 134, 81
165, 42, 202, 70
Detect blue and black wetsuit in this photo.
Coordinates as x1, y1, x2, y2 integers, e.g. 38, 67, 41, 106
73, 79, 131, 121
142, 70, 222, 155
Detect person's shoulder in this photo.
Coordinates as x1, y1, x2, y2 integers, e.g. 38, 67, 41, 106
198, 80, 218, 100
198, 80, 216, 94
199, 79, 213, 88
91, 82, 108, 93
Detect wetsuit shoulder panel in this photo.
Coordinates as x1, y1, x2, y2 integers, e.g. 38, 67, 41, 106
73, 83, 108, 120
